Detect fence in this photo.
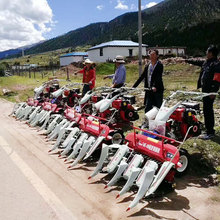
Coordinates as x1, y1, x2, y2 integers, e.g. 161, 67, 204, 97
9, 65, 60, 79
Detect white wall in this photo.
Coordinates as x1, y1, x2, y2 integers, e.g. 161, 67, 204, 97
60, 56, 84, 66
171, 48, 185, 56
177, 48, 185, 56
88, 46, 147, 63
146, 48, 185, 56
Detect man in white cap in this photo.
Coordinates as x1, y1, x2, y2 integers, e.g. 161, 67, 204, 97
104, 55, 126, 88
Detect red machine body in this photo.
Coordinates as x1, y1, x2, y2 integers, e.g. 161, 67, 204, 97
91, 95, 102, 103
126, 133, 180, 166
42, 102, 57, 112
34, 100, 40, 107
112, 99, 122, 109
79, 93, 138, 130
27, 98, 35, 106
78, 116, 111, 139
125, 127, 181, 182
167, 105, 201, 140
27, 98, 42, 107
40, 101, 63, 114
170, 108, 185, 122
64, 107, 82, 123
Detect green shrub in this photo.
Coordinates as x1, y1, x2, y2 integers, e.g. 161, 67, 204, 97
0, 64, 6, 76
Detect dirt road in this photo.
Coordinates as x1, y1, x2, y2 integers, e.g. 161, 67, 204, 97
0, 99, 219, 220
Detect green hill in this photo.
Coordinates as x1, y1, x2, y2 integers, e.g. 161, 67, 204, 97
24, 0, 220, 56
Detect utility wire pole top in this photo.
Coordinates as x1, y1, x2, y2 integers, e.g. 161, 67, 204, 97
138, 0, 142, 77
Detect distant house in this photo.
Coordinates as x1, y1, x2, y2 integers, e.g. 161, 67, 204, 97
11, 64, 38, 70
87, 40, 148, 62
60, 52, 88, 66
146, 47, 186, 56
29, 64, 38, 68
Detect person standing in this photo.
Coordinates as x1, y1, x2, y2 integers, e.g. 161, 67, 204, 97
103, 55, 126, 88
75, 58, 96, 96
133, 49, 164, 113
186, 45, 220, 139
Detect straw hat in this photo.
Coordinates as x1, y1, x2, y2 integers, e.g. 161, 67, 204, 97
113, 55, 125, 63
84, 58, 94, 64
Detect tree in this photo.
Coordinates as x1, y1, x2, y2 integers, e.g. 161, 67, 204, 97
0, 63, 6, 76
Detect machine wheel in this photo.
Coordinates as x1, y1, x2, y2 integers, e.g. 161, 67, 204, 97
109, 130, 124, 145
191, 122, 202, 137
175, 148, 190, 177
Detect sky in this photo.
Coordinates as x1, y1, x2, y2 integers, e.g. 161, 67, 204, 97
0, 0, 163, 52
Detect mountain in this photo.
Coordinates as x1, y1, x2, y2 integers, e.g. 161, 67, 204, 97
5, 0, 220, 57
0, 41, 45, 60
0, 48, 22, 60
140, 0, 220, 54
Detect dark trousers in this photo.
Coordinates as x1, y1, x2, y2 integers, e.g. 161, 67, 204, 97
114, 83, 124, 88
112, 83, 124, 97
82, 84, 91, 96
144, 91, 163, 113
203, 96, 215, 135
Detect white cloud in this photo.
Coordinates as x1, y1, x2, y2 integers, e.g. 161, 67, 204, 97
97, 5, 104, 10
115, 0, 128, 10
0, 0, 54, 51
142, 2, 157, 10
130, 4, 137, 11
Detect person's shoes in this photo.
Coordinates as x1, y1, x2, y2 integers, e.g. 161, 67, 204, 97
198, 133, 215, 140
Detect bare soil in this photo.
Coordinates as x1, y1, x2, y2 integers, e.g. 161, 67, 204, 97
1, 99, 220, 220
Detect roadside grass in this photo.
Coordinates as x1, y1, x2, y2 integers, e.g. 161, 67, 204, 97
211, 195, 220, 203
182, 136, 220, 173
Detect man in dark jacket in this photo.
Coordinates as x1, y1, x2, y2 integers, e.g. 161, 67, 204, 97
186, 45, 220, 140
133, 49, 164, 113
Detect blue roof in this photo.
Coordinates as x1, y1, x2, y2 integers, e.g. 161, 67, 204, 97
60, 52, 88, 58
88, 40, 148, 50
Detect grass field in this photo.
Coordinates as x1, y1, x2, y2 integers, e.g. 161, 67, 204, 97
0, 62, 200, 101
0, 62, 218, 103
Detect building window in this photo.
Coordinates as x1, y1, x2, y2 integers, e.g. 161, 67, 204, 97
129, 49, 133, 57
100, 48, 103, 56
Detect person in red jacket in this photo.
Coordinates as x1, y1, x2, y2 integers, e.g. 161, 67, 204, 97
75, 59, 96, 96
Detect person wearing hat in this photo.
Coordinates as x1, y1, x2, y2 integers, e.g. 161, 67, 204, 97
185, 45, 220, 140
103, 55, 126, 88
133, 49, 164, 113
74, 58, 96, 96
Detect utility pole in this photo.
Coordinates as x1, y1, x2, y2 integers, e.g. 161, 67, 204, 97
50, 54, 55, 76
138, 0, 142, 77
66, 66, 70, 81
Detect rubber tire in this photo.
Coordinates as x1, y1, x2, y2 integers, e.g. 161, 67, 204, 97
175, 148, 190, 177
109, 130, 124, 145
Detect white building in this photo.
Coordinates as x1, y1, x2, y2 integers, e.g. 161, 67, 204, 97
146, 47, 186, 56
60, 52, 88, 66
88, 40, 148, 63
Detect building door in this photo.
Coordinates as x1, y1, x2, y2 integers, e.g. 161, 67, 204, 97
100, 48, 103, 56
129, 49, 133, 57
